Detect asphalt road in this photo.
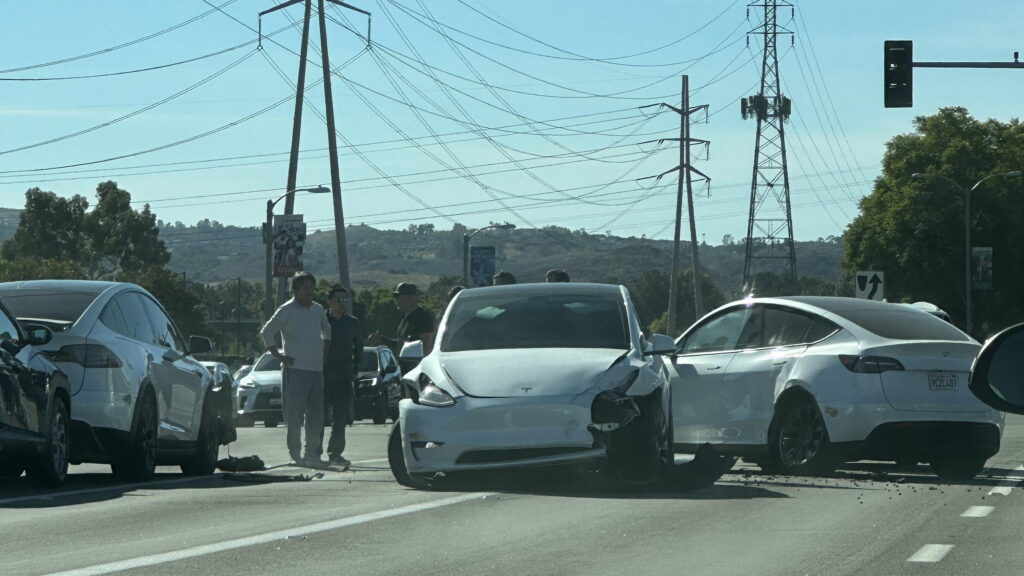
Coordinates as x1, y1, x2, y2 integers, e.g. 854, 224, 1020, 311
3, 416, 1024, 576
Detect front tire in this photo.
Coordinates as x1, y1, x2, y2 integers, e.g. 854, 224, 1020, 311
767, 397, 837, 476
181, 396, 219, 476
112, 392, 157, 482
388, 423, 430, 489
28, 397, 70, 488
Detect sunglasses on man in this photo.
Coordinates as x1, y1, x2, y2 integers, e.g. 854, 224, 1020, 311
334, 296, 349, 303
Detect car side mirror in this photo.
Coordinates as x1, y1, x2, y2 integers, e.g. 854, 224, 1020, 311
22, 324, 53, 346
970, 323, 1024, 415
644, 334, 677, 356
189, 335, 213, 355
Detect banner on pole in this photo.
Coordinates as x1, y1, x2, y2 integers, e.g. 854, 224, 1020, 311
273, 214, 306, 278
972, 247, 993, 290
469, 246, 496, 287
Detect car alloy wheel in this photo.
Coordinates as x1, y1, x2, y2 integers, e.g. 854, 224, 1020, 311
113, 392, 157, 481
772, 398, 837, 475
28, 397, 69, 488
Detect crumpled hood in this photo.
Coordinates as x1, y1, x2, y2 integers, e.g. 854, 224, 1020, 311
244, 370, 282, 388
439, 348, 627, 398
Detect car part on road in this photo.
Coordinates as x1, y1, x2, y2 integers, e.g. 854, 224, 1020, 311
181, 395, 220, 475
112, 391, 157, 481
669, 444, 737, 490
27, 397, 70, 488
768, 396, 838, 475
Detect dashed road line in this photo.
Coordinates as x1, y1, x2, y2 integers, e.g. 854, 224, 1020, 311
907, 544, 954, 563
987, 464, 1024, 496
44, 492, 490, 576
960, 505, 995, 518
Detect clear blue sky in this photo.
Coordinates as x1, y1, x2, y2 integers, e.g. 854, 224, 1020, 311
0, 0, 1018, 247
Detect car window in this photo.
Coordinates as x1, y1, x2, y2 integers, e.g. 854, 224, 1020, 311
360, 349, 379, 371
0, 306, 20, 343
114, 293, 157, 345
99, 300, 131, 338
384, 350, 399, 372
763, 307, 826, 347
831, 308, 971, 341
680, 307, 752, 354
137, 294, 186, 353
253, 354, 281, 371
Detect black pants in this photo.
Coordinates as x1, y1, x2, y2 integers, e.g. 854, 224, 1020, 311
324, 371, 353, 457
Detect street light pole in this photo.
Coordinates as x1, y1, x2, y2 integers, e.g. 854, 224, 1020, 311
911, 171, 1021, 336
264, 186, 330, 316
462, 223, 516, 286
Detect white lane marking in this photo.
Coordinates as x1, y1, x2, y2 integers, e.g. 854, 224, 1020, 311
0, 458, 386, 506
907, 544, 954, 563
987, 464, 1024, 496
961, 505, 995, 518
45, 492, 489, 576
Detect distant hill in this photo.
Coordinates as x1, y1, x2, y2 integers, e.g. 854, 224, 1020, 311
154, 220, 844, 295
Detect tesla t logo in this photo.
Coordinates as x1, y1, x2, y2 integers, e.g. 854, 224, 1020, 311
942, 352, 950, 357
521, 387, 532, 394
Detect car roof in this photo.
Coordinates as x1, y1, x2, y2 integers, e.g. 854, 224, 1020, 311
0, 279, 121, 294
458, 282, 623, 298
761, 295, 906, 315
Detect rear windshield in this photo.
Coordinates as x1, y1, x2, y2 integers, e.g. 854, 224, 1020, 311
442, 293, 629, 352
833, 308, 971, 341
0, 291, 98, 324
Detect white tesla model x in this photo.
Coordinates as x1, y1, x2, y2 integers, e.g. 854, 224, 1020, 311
665, 296, 1003, 479
388, 283, 680, 489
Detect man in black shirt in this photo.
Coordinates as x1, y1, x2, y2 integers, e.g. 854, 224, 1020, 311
369, 282, 436, 357
322, 285, 362, 469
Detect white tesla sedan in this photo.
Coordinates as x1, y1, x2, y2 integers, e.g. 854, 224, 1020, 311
388, 283, 679, 489
0, 280, 224, 480
665, 296, 1003, 479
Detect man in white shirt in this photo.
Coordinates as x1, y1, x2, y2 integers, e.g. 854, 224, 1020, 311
259, 272, 330, 466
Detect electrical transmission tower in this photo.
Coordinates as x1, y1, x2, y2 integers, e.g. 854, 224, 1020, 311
741, 0, 796, 289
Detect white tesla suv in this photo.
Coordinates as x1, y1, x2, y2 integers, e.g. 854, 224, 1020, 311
665, 296, 1003, 480
0, 280, 225, 480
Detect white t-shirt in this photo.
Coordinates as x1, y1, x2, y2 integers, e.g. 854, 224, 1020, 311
259, 298, 330, 372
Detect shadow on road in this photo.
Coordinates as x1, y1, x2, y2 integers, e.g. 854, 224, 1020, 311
0, 472, 263, 509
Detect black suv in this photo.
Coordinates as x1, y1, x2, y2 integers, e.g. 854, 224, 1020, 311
0, 297, 71, 487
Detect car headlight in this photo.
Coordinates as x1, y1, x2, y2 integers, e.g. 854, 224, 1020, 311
416, 374, 455, 407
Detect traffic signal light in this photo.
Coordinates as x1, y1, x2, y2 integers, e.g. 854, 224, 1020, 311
885, 40, 913, 108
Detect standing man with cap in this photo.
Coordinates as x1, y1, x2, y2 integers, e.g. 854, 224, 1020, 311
323, 285, 362, 469
259, 272, 330, 467
369, 282, 436, 356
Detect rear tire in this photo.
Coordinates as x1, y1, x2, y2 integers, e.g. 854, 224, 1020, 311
767, 397, 838, 476
387, 423, 430, 489
263, 417, 279, 428
181, 396, 219, 476
113, 392, 157, 482
28, 397, 70, 488
236, 414, 255, 428
372, 394, 387, 425
930, 456, 986, 480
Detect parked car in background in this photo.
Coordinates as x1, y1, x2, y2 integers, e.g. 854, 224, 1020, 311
0, 280, 227, 481
0, 297, 71, 487
389, 283, 681, 489
232, 364, 252, 382
235, 353, 283, 427
664, 296, 1002, 480
352, 345, 403, 424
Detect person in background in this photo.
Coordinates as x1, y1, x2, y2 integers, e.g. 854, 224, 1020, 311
368, 282, 437, 355
545, 269, 570, 282
259, 272, 330, 467
322, 285, 362, 469
492, 270, 517, 285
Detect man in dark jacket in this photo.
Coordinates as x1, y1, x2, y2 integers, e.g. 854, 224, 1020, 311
323, 285, 363, 469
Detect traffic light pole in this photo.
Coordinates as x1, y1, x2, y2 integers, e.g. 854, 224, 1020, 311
885, 41, 1024, 108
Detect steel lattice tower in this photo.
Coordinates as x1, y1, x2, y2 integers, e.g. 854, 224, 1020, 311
742, 0, 796, 288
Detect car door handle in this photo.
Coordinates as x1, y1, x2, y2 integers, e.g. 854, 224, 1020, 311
773, 359, 789, 366
703, 366, 722, 371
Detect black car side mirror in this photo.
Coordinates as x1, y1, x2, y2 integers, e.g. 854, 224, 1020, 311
189, 335, 213, 355
22, 324, 53, 346
970, 323, 1024, 415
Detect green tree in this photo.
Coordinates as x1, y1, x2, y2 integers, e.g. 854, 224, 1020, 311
842, 107, 1024, 336
0, 258, 85, 282
1, 181, 169, 279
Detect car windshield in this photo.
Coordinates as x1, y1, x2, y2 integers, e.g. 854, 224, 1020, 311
360, 349, 379, 371
832, 308, 971, 341
252, 354, 281, 372
0, 291, 98, 325
441, 292, 629, 352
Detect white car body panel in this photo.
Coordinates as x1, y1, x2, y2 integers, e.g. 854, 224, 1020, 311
667, 296, 1004, 456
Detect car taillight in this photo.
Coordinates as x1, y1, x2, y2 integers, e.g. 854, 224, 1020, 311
838, 355, 904, 373
49, 344, 122, 368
